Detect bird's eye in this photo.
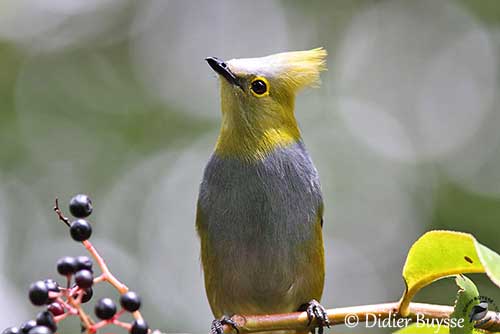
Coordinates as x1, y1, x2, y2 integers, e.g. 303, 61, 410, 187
250, 78, 269, 97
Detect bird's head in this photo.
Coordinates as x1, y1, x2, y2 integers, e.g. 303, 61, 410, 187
206, 48, 327, 161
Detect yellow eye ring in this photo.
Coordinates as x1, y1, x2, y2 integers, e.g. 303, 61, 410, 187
249, 77, 270, 97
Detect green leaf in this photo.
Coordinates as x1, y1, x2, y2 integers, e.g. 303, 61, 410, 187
394, 323, 450, 333
399, 230, 500, 316
396, 275, 483, 334
476, 243, 500, 287
394, 323, 484, 334
450, 275, 479, 334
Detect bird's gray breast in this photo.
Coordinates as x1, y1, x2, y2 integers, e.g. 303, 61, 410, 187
197, 141, 323, 298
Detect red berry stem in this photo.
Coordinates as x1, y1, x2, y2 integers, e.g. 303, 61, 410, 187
55, 297, 76, 314
53, 199, 146, 329
71, 300, 94, 330
54, 312, 71, 322
92, 309, 130, 332
93, 274, 106, 284
48, 291, 61, 299
112, 319, 132, 330
68, 285, 79, 297
66, 289, 94, 329
82, 240, 128, 294
92, 320, 115, 332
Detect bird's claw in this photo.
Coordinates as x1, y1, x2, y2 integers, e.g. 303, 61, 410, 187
305, 299, 330, 334
211, 315, 239, 334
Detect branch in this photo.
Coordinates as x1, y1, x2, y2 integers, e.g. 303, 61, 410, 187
54, 197, 500, 333
223, 302, 500, 333
54, 198, 71, 227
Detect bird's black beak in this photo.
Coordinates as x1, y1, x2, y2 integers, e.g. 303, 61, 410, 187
205, 57, 243, 89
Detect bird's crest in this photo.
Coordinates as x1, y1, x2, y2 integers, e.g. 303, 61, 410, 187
229, 48, 327, 91
210, 48, 327, 160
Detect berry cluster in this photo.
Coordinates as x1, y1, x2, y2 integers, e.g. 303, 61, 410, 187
2, 195, 149, 334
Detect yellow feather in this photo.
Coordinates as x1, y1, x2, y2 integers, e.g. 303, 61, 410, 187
264, 47, 328, 91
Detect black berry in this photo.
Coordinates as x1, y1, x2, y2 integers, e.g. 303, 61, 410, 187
56, 256, 77, 276
70, 219, 92, 242
44, 279, 59, 294
81, 288, 93, 303
120, 291, 141, 312
27, 327, 52, 334
29, 281, 49, 306
2, 327, 20, 334
44, 280, 58, 303
75, 256, 93, 272
47, 302, 64, 316
69, 194, 93, 218
35, 311, 57, 332
130, 319, 148, 334
95, 298, 117, 320
75, 270, 93, 289
19, 321, 36, 334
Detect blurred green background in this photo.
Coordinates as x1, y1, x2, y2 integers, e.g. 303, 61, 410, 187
0, 0, 499, 333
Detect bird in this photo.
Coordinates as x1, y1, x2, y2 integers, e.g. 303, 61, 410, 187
196, 48, 329, 334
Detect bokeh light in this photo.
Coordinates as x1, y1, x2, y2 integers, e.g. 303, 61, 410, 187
0, 1, 499, 333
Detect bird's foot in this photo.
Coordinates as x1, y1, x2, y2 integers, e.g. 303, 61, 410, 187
302, 299, 330, 334
210, 315, 239, 334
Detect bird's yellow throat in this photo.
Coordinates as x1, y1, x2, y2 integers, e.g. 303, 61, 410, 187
215, 120, 301, 162
214, 91, 301, 161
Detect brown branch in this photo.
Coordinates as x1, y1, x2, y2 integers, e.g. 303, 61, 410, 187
53, 198, 71, 227
55, 198, 500, 333
223, 302, 500, 333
